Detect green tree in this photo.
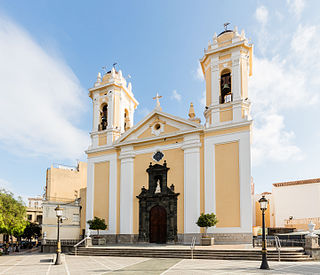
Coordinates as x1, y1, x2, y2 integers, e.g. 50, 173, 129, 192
22, 222, 41, 242
87, 216, 107, 235
0, 189, 27, 245
196, 213, 218, 237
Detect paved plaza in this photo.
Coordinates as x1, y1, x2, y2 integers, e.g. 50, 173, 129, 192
0, 252, 319, 275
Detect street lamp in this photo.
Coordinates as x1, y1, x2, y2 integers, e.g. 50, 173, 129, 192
259, 195, 270, 270
55, 205, 63, 265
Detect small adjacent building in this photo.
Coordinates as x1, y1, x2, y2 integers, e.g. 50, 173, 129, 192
254, 178, 320, 232
26, 197, 43, 224
42, 162, 87, 240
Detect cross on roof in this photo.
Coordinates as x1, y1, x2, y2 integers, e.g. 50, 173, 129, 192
152, 93, 162, 109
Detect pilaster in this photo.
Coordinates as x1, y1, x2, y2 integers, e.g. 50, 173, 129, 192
119, 146, 135, 234
181, 133, 201, 233
211, 57, 220, 105
231, 53, 241, 101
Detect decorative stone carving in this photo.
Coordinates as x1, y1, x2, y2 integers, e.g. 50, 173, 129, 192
137, 161, 179, 243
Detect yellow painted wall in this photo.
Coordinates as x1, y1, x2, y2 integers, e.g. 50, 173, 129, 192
98, 133, 107, 146
205, 66, 211, 106
219, 54, 231, 61
133, 137, 184, 151
138, 124, 180, 139
87, 149, 117, 159
215, 141, 240, 227
94, 162, 110, 226
46, 162, 87, 202
133, 148, 184, 234
205, 125, 250, 138
255, 201, 270, 228
220, 106, 233, 122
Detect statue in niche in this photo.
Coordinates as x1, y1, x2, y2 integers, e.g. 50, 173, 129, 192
155, 179, 161, 193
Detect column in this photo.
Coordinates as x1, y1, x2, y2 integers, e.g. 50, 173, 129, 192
182, 134, 201, 233
119, 146, 135, 234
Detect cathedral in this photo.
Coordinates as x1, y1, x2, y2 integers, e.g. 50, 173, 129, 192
85, 26, 253, 244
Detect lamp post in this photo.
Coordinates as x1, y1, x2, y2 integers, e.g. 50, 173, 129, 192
259, 195, 270, 270
55, 205, 63, 265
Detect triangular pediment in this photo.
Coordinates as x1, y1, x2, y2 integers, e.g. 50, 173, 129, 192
117, 109, 202, 143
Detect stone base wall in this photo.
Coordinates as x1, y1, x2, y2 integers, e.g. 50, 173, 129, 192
42, 244, 74, 253
88, 232, 252, 245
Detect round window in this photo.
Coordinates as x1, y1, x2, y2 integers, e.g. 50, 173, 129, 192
154, 123, 161, 130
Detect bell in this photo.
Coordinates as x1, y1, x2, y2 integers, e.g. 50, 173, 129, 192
222, 83, 230, 93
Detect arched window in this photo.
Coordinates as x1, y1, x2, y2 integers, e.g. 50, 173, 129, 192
100, 104, 108, 130
220, 70, 232, 104
124, 109, 130, 131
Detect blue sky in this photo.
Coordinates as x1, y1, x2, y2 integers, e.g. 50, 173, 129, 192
0, 0, 320, 200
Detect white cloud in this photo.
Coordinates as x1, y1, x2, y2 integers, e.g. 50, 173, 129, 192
0, 15, 89, 160
195, 63, 204, 81
251, 11, 320, 165
255, 6, 269, 26
171, 90, 181, 102
252, 113, 304, 165
287, 0, 305, 18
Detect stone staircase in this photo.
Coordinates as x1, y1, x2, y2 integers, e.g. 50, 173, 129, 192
70, 247, 312, 261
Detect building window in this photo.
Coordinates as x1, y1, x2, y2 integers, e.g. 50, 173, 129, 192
36, 215, 42, 224
27, 214, 32, 221
220, 71, 232, 104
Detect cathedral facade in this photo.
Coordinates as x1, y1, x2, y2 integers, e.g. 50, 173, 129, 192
85, 27, 253, 244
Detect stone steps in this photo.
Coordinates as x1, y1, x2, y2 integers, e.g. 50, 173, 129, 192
70, 247, 312, 261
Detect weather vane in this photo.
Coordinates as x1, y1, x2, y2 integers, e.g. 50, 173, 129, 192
224, 22, 230, 31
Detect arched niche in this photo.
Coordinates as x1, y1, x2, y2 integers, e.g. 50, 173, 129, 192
124, 108, 130, 131
99, 104, 108, 131
220, 68, 232, 104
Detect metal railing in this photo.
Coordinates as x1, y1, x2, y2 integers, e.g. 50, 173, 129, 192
190, 236, 196, 259
253, 235, 306, 248
275, 236, 281, 262
74, 237, 90, 256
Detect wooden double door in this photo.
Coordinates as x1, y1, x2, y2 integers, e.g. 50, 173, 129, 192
149, 205, 167, 243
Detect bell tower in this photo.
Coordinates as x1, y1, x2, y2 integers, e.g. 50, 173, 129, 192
88, 67, 139, 148
200, 26, 253, 127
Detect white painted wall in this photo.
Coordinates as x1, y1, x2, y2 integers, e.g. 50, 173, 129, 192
272, 183, 320, 227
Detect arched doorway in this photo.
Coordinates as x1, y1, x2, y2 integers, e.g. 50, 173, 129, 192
149, 205, 167, 243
